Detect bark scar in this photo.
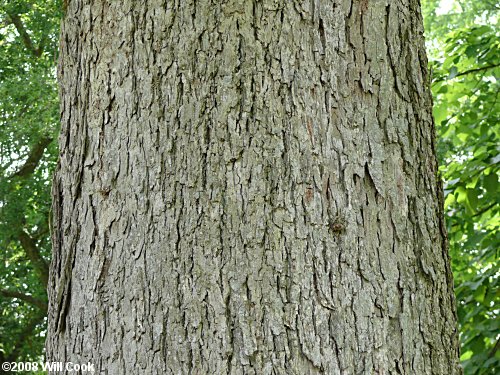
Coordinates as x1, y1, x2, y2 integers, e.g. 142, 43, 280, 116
361, 0, 369, 14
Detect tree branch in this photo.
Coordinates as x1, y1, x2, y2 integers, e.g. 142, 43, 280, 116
454, 64, 500, 79
472, 202, 497, 218
4, 136, 53, 290
450, 201, 498, 228
11, 136, 53, 178
433, 63, 500, 83
18, 231, 49, 288
487, 337, 500, 359
7, 12, 43, 57
0, 289, 47, 311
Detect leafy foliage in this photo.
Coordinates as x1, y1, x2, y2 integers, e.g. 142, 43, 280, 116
0, 0, 60, 365
423, 1, 499, 373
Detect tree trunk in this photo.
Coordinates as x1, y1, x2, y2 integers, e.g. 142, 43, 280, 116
47, 1, 462, 373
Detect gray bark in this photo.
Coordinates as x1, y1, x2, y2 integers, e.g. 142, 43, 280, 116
47, 0, 462, 374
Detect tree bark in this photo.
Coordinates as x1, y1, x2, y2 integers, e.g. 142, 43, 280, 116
47, 1, 462, 373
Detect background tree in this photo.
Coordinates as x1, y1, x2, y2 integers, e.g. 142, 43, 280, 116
46, 0, 461, 373
0, 0, 60, 366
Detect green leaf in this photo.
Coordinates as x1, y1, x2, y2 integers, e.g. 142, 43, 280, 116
483, 173, 498, 194
448, 66, 459, 79
434, 103, 448, 125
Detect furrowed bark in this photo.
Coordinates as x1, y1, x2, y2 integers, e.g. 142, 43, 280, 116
47, 1, 462, 374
